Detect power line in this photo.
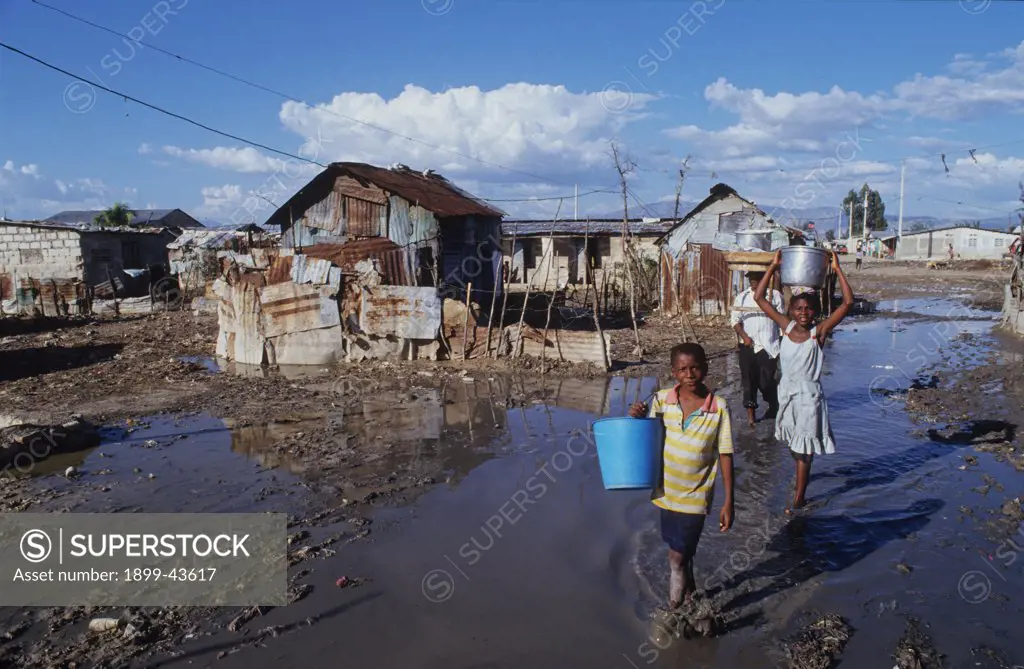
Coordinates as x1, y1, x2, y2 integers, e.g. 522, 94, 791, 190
0, 42, 327, 169
481, 187, 617, 202
915, 194, 1022, 214
27, 0, 582, 189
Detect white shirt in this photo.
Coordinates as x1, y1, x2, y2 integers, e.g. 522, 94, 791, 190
730, 287, 784, 358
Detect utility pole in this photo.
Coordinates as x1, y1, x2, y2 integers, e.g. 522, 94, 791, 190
862, 188, 869, 243
897, 162, 905, 256
848, 201, 854, 243
574, 184, 579, 220
836, 208, 841, 241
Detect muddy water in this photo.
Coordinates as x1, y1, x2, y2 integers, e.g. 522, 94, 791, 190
7, 299, 1022, 667
126, 298, 1019, 668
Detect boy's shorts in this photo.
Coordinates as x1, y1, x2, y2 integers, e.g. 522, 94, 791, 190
660, 508, 706, 558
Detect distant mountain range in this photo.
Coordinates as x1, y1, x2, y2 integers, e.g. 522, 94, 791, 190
588, 200, 1021, 235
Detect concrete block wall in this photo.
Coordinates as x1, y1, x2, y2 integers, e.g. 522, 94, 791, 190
0, 224, 84, 283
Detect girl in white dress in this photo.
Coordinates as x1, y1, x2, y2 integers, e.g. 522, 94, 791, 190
752, 249, 854, 513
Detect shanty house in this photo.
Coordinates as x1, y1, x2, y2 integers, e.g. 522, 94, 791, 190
656, 183, 794, 316
263, 163, 505, 298
0, 220, 175, 316
499, 218, 676, 291
45, 208, 204, 232
208, 163, 511, 367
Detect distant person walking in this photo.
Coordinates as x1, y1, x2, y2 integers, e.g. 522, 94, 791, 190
855, 243, 864, 270
730, 271, 783, 427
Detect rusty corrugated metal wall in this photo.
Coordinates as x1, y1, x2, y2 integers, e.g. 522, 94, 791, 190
660, 243, 729, 316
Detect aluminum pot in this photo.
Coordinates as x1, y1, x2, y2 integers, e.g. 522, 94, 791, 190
780, 246, 829, 288
735, 229, 773, 251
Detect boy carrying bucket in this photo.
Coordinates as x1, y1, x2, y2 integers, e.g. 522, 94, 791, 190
628, 343, 735, 613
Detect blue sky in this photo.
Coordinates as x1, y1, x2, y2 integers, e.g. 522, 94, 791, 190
2, 0, 1023, 229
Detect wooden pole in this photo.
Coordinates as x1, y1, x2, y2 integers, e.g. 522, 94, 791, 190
462, 282, 472, 361
492, 225, 517, 359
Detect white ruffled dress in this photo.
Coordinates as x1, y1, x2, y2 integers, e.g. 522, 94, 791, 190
775, 321, 836, 455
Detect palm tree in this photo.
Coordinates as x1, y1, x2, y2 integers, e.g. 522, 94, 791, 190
94, 203, 134, 228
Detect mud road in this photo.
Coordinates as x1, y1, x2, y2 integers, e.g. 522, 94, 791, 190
1, 262, 1021, 668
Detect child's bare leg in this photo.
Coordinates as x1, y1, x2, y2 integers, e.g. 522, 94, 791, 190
667, 548, 697, 609
793, 457, 811, 508
682, 552, 697, 601
786, 453, 812, 513
668, 549, 684, 608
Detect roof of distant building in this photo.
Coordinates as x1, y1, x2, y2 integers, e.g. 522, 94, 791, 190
0, 219, 170, 234
44, 208, 203, 228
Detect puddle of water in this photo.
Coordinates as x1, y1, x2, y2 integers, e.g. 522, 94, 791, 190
176, 355, 223, 373
35, 415, 314, 514
16, 297, 1022, 668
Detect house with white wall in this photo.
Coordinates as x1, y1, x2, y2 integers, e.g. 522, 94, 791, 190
890, 225, 1018, 260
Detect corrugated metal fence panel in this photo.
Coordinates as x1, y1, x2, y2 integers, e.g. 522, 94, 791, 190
388, 196, 412, 248
410, 205, 438, 244
667, 244, 728, 316
260, 281, 340, 338
359, 285, 441, 339
289, 255, 335, 286
347, 197, 386, 237
507, 326, 610, 368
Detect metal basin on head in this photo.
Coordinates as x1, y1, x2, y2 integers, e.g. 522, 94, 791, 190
780, 246, 829, 288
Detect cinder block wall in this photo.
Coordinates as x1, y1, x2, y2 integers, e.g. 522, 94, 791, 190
0, 224, 84, 284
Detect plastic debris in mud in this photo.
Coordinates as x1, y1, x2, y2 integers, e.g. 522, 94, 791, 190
779, 612, 852, 669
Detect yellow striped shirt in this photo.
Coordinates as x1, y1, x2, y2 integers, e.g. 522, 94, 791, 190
647, 387, 733, 515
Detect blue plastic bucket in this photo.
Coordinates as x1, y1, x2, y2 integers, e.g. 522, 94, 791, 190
592, 417, 663, 490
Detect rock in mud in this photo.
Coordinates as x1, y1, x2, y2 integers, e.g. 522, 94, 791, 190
0, 417, 101, 470
780, 613, 852, 669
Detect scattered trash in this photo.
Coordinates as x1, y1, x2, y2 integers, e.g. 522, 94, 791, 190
780, 613, 852, 669
88, 618, 121, 633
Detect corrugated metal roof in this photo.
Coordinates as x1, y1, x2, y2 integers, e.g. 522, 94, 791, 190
501, 219, 676, 237
0, 220, 167, 235
263, 162, 504, 228
167, 229, 243, 250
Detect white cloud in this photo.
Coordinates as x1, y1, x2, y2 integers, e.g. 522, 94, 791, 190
162, 146, 286, 173
194, 184, 245, 218
893, 42, 1024, 121
0, 160, 116, 219
138, 143, 153, 155
666, 41, 1024, 163
161, 83, 656, 187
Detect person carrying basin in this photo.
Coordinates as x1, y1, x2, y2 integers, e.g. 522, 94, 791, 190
752, 248, 854, 514
730, 270, 784, 426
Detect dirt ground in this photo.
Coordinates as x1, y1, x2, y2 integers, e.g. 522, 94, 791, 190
1, 260, 1021, 668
